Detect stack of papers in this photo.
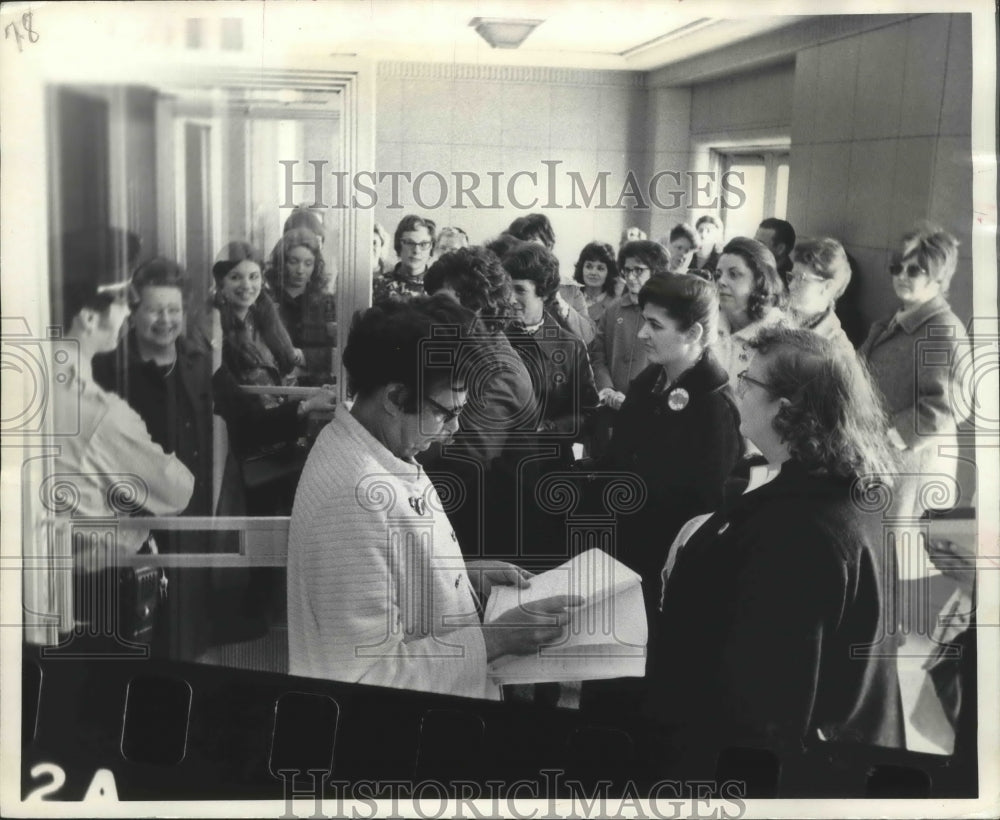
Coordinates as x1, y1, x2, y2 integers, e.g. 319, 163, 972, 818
484, 549, 647, 684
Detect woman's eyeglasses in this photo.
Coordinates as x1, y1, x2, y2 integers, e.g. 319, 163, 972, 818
424, 395, 464, 424
622, 266, 650, 279
401, 239, 432, 251
888, 262, 927, 278
736, 370, 774, 396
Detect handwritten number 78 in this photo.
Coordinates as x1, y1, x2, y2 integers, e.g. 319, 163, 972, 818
5, 11, 39, 52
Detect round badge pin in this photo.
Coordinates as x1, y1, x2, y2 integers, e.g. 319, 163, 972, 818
667, 387, 689, 411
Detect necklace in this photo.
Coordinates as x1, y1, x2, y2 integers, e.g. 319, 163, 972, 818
152, 357, 177, 378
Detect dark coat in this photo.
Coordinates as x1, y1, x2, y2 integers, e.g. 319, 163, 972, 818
419, 327, 541, 562
269, 283, 337, 386
646, 461, 905, 752
507, 311, 598, 465
92, 331, 245, 659
211, 363, 304, 458
599, 349, 743, 589
689, 247, 721, 275
93, 331, 218, 516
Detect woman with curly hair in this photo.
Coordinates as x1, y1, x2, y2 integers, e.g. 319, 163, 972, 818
646, 326, 904, 769
505, 214, 595, 344
265, 228, 337, 385
571, 241, 621, 324
419, 246, 541, 559
713, 236, 787, 389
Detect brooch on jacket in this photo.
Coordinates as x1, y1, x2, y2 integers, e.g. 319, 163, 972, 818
667, 388, 689, 411
652, 369, 690, 413
408, 496, 427, 515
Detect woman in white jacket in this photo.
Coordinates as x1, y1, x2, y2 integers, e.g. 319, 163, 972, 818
287, 295, 579, 698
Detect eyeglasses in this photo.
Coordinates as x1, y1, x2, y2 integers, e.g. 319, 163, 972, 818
622, 266, 650, 279
424, 395, 464, 424
888, 262, 927, 278
138, 305, 183, 318
786, 268, 828, 285
736, 370, 774, 396
401, 239, 432, 251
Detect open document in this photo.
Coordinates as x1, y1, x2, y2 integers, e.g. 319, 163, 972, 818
483, 549, 647, 684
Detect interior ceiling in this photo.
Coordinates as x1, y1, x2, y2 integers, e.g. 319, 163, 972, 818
258, 1, 802, 72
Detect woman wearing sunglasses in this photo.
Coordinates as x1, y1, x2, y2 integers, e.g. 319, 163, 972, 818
858, 224, 970, 522
646, 327, 905, 769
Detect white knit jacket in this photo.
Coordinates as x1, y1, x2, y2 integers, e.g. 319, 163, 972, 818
287, 407, 496, 700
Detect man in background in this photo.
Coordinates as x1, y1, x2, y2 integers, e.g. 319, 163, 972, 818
755, 217, 797, 280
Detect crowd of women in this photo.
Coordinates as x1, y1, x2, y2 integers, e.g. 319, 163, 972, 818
86, 205, 971, 761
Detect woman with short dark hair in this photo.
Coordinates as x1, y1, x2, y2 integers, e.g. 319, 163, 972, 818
572, 241, 621, 324
507, 213, 555, 250
648, 326, 905, 763
505, 215, 595, 343
373, 214, 437, 302
288, 295, 579, 696
94, 257, 218, 517
590, 240, 672, 410
691, 215, 723, 273
502, 243, 597, 467
581, 272, 741, 716
599, 272, 742, 593
423, 245, 517, 332
663, 222, 698, 273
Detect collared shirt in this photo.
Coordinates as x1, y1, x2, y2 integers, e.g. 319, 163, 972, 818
858, 294, 970, 450
796, 307, 854, 353
51, 368, 195, 555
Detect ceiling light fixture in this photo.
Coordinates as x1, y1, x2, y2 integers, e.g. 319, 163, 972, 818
469, 17, 544, 49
